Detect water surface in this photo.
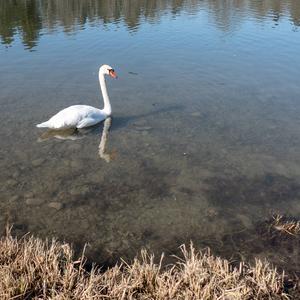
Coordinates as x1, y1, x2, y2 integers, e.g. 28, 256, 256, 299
1, 0, 300, 272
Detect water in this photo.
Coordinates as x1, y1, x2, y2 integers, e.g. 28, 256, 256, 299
1, 0, 300, 272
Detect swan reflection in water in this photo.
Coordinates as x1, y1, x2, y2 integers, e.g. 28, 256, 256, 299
97, 117, 113, 162
38, 117, 114, 162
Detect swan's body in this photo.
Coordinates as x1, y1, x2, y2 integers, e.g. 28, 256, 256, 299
37, 105, 106, 129
36, 65, 117, 129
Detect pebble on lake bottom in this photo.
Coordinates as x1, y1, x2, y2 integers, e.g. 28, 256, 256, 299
9, 195, 19, 203
6, 179, 18, 187
25, 198, 43, 206
190, 111, 202, 117
48, 202, 63, 210
31, 158, 45, 167
134, 126, 152, 131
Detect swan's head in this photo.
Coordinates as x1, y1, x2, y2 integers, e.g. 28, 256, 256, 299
100, 64, 118, 79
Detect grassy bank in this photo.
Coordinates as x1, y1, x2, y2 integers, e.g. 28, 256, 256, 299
0, 229, 296, 299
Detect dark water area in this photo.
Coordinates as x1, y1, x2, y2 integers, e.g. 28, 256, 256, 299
1, 0, 300, 273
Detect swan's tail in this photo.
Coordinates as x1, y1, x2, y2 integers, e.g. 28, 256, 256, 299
36, 121, 50, 128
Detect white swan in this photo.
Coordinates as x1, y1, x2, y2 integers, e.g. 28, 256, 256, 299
36, 64, 117, 129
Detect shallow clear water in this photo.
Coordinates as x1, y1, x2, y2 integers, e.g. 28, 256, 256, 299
1, 0, 300, 271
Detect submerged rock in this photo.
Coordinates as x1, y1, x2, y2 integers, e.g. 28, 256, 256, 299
69, 185, 90, 197
190, 111, 201, 117
25, 198, 43, 206
6, 179, 18, 187
12, 170, 20, 178
70, 160, 83, 169
134, 126, 152, 131
48, 202, 63, 210
24, 192, 34, 198
32, 158, 45, 167
9, 195, 19, 203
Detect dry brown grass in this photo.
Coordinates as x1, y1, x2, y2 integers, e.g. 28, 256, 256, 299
271, 215, 300, 236
0, 229, 292, 299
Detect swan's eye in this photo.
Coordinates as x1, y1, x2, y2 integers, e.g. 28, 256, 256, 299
109, 69, 118, 78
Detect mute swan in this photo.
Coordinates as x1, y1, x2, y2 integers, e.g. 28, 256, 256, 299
36, 64, 117, 129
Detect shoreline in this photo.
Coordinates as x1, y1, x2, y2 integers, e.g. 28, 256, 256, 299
0, 228, 298, 299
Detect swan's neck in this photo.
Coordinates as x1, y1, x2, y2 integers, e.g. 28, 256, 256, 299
99, 72, 111, 115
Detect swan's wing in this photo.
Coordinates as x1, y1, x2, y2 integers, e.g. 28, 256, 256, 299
77, 116, 104, 129
44, 105, 101, 129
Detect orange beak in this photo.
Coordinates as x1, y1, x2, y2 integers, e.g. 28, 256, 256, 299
109, 69, 118, 79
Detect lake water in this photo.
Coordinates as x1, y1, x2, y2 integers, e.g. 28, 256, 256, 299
1, 0, 300, 272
